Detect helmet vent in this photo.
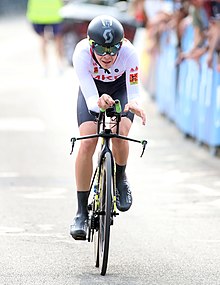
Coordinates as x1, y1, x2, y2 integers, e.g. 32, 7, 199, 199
101, 18, 113, 27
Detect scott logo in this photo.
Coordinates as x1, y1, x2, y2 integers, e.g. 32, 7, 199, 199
103, 29, 113, 44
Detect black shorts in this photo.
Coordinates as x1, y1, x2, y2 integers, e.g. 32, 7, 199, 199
32, 23, 63, 36
77, 72, 134, 126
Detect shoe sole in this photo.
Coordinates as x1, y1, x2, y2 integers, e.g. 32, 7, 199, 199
116, 205, 131, 212
70, 230, 86, 241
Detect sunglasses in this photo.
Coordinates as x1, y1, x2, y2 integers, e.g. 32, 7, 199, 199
93, 43, 122, 56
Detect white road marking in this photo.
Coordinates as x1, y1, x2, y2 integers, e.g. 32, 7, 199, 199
19, 187, 67, 199
37, 224, 54, 231
0, 231, 65, 238
0, 226, 25, 233
0, 230, 74, 244
0, 226, 71, 242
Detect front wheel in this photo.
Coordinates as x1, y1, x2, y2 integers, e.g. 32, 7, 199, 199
98, 152, 113, 276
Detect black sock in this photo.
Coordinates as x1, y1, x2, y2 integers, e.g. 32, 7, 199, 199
116, 164, 126, 184
76, 191, 90, 217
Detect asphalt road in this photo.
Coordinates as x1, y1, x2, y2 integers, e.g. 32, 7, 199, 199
0, 17, 220, 285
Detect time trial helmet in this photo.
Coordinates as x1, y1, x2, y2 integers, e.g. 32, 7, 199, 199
87, 15, 124, 48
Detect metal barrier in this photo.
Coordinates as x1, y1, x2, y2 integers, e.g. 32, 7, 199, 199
156, 30, 177, 121
149, 24, 220, 154
197, 53, 220, 154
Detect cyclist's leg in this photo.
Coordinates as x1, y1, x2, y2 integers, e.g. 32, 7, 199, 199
75, 122, 97, 190
75, 89, 98, 190
70, 90, 98, 240
112, 117, 134, 212
110, 82, 134, 212
112, 117, 132, 165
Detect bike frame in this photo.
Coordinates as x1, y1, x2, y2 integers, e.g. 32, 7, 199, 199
70, 109, 147, 213
70, 104, 147, 275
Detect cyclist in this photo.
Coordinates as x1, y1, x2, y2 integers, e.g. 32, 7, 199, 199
70, 15, 146, 240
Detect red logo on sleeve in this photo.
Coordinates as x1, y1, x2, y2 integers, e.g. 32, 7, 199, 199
130, 66, 138, 72
130, 73, 138, 85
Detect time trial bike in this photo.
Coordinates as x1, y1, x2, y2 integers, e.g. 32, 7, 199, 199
70, 99, 147, 276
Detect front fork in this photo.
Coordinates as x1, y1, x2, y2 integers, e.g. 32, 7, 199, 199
112, 163, 118, 216
87, 162, 118, 242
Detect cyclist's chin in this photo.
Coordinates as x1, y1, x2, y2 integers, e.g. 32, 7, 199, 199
100, 62, 112, 69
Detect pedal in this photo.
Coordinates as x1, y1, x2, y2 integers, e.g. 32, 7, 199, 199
87, 203, 92, 211
97, 210, 106, 216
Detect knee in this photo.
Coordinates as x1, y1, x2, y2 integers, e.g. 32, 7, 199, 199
79, 139, 97, 155
112, 137, 128, 149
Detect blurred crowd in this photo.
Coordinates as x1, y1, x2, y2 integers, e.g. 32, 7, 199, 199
129, 0, 220, 72
25, 0, 220, 75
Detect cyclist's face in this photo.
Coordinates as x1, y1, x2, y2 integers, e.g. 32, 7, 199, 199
94, 52, 117, 69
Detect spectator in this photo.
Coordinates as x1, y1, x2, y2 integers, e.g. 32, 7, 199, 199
175, 0, 208, 63
176, 0, 220, 71
143, 0, 174, 54
206, 1, 220, 71
129, 0, 147, 28
26, 0, 65, 76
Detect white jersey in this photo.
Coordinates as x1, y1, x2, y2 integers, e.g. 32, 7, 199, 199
73, 38, 140, 113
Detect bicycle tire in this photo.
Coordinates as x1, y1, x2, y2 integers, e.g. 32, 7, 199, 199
89, 200, 99, 267
94, 231, 99, 267
99, 151, 112, 275
94, 209, 99, 268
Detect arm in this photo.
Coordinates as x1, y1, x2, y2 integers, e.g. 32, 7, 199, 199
124, 48, 146, 125
73, 42, 100, 113
124, 100, 146, 125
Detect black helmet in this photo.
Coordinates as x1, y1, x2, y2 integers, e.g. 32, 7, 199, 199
88, 15, 124, 47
